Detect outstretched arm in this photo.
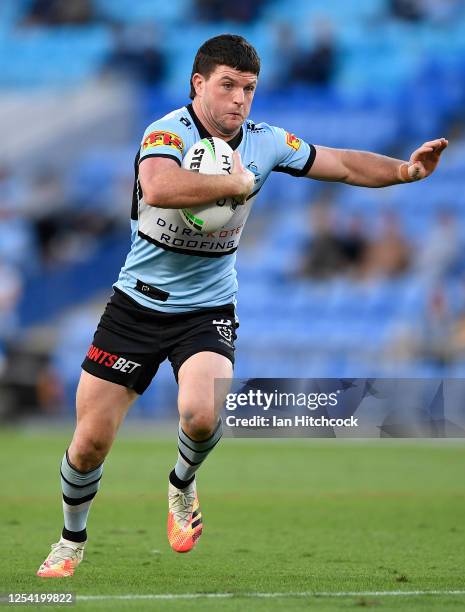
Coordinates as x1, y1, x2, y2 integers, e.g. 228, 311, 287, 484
307, 138, 448, 187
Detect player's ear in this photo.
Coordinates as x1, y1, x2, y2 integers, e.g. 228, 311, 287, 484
192, 73, 205, 97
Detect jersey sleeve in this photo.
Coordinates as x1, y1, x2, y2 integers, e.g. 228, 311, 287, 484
269, 125, 316, 177
139, 116, 189, 167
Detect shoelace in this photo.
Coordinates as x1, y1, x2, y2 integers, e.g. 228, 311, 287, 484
46, 543, 82, 565
170, 489, 196, 527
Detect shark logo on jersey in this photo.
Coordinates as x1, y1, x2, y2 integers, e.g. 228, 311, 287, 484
247, 161, 261, 184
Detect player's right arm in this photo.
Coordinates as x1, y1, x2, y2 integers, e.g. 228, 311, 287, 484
140, 152, 254, 209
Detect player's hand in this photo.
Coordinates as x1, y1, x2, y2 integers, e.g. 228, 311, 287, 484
401, 138, 448, 182
231, 151, 255, 203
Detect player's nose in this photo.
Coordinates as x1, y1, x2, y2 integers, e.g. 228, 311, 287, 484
233, 88, 245, 106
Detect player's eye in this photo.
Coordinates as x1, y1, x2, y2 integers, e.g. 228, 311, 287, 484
223, 83, 233, 90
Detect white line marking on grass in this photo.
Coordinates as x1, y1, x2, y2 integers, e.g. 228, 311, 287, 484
78, 590, 465, 602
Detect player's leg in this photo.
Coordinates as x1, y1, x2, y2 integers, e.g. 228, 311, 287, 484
37, 371, 138, 577
168, 351, 232, 552
176, 350, 231, 475
37, 288, 164, 576
64, 371, 138, 538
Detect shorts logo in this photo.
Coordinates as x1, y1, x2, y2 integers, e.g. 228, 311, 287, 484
285, 132, 301, 151
86, 344, 141, 374
142, 130, 184, 154
213, 319, 233, 344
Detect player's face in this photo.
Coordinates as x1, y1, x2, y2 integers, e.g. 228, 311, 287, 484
193, 65, 257, 137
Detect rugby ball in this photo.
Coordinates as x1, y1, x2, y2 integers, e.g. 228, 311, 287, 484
180, 137, 239, 233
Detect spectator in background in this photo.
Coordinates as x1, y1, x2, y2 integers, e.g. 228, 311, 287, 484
287, 20, 338, 87
0, 191, 37, 273
298, 198, 345, 279
22, 167, 66, 219
448, 275, 465, 359
52, 308, 102, 411
388, 285, 458, 368
271, 22, 301, 86
22, 0, 95, 26
16, 165, 116, 267
297, 198, 369, 280
193, 0, 224, 21
103, 23, 166, 87
194, 0, 267, 23
0, 165, 27, 212
340, 213, 368, 277
422, 0, 463, 25
0, 345, 65, 421
389, 0, 425, 22
21, 167, 66, 265
0, 257, 22, 343
390, 0, 463, 23
416, 286, 455, 366
361, 211, 411, 279
16, 166, 94, 268
414, 209, 461, 281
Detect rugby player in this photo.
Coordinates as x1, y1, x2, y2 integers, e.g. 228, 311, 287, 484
37, 34, 447, 577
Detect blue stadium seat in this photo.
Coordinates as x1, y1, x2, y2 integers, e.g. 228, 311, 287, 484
0, 25, 112, 87
94, 0, 190, 24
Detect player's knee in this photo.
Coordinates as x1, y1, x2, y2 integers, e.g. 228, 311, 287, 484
69, 436, 109, 471
180, 408, 217, 440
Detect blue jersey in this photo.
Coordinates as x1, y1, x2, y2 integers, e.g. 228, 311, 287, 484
115, 103, 315, 312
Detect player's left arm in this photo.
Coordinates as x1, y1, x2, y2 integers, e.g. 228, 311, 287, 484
307, 138, 448, 187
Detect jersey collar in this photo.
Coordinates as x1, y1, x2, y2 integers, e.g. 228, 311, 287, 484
186, 103, 243, 150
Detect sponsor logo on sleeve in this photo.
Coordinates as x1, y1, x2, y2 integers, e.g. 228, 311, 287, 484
142, 131, 184, 153
285, 131, 302, 151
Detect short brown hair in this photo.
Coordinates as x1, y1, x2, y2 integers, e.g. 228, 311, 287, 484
189, 34, 260, 99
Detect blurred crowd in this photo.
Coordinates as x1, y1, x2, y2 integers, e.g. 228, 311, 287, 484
15, 0, 465, 92
294, 192, 465, 372
297, 198, 461, 283
0, 157, 131, 421
389, 0, 464, 23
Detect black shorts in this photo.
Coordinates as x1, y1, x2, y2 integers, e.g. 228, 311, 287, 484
81, 288, 237, 394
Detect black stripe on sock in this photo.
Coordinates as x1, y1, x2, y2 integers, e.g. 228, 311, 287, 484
177, 447, 202, 467
62, 527, 87, 543
180, 421, 222, 445
62, 492, 97, 506
66, 450, 103, 474
178, 436, 221, 455
169, 469, 195, 490
60, 471, 102, 490
191, 518, 202, 529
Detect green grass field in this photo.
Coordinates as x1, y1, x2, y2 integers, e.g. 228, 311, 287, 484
1, 426, 465, 611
